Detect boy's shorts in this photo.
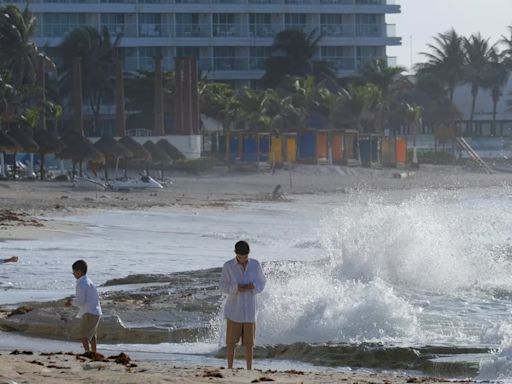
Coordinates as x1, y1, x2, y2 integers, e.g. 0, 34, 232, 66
80, 313, 100, 341
226, 319, 255, 346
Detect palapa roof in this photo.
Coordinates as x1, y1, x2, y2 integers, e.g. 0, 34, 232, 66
156, 139, 186, 161
94, 136, 133, 159
58, 132, 105, 163
7, 126, 39, 153
143, 141, 172, 165
118, 136, 151, 162
0, 131, 22, 152
34, 129, 64, 154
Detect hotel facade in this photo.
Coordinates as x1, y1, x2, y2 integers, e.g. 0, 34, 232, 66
9, 0, 401, 88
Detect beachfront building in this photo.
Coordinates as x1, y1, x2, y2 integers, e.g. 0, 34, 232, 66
14, 0, 401, 89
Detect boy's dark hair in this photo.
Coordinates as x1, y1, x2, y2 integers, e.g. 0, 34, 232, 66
72, 260, 88, 275
235, 240, 250, 255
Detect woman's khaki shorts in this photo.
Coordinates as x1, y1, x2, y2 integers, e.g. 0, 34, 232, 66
80, 313, 100, 341
226, 319, 255, 346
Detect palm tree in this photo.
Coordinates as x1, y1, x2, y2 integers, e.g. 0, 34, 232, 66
262, 29, 335, 87
402, 102, 423, 166
462, 33, 493, 136
59, 26, 122, 134
0, 71, 15, 118
237, 88, 267, 131
0, 6, 48, 88
356, 59, 410, 133
125, 70, 175, 134
416, 29, 465, 102
0, 5, 54, 121
484, 48, 508, 136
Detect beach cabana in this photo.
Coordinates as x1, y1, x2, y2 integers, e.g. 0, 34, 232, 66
229, 133, 241, 162
241, 134, 258, 162
7, 126, 39, 179
58, 133, 105, 179
395, 136, 407, 166
0, 131, 21, 178
358, 133, 382, 166
257, 133, 270, 162
34, 129, 64, 180
143, 141, 172, 177
342, 130, 359, 164
156, 139, 186, 161
283, 133, 297, 163
118, 136, 151, 177
269, 135, 282, 166
297, 131, 316, 163
331, 131, 344, 163
94, 136, 133, 181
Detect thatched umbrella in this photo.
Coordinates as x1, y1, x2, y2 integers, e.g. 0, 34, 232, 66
94, 136, 133, 181
7, 126, 39, 179
58, 132, 105, 180
143, 140, 171, 176
0, 131, 21, 178
156, 139, 186, 161
118, 136, 151, 177
34, 129, 64, 180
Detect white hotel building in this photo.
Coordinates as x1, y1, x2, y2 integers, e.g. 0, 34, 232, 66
10, 0, 401, 88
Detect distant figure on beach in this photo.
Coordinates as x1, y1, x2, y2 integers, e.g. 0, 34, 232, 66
271, 184, 283, 200
65, 260, 102, 354
220, 240, 266, 370
1, 256, 18, 264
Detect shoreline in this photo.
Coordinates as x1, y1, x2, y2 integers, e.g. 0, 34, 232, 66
0, 164, 508, 383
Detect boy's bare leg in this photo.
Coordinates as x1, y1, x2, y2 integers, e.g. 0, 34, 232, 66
245, 345, 253, 370
91, 337, 97, 353
81, 338, 90, 352
227, 344, 235, 369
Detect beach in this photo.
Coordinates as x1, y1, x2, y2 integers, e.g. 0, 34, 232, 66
0, 350, 460, 384
1, 163, 512, 383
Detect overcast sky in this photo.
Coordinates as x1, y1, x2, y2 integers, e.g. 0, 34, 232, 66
387, 0, 512, 71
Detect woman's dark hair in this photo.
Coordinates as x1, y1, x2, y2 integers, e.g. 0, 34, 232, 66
235, 240, 250, 255
72, 259, 88, 275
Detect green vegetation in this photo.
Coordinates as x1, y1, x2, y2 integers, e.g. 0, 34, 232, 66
2, 4, 512, 171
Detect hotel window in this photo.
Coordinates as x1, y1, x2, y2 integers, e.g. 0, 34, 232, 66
249, 14, 273, 37
285, 14, 307, 31
42, 14, 87, 37
356, 46, 381, 67
249, 47, 271, 70
139, 14, 162, 37
320, 14, 354, 37
176, 47, 200, 58
213, 14, 235, 36
176, 14, 201, 37
356, 14, 381, 37
321, 46, 355, 70
214, 47, 237, 70
101, 14, 125, 37
139, 47, 158, 70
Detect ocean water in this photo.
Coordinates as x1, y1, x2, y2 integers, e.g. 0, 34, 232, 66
2, 188, 512, 379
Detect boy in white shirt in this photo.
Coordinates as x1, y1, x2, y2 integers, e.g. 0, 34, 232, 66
220, 240, 266, 370
65, 259, 102, 353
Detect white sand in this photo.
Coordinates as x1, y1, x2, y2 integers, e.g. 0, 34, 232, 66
0, 350, 454, 383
